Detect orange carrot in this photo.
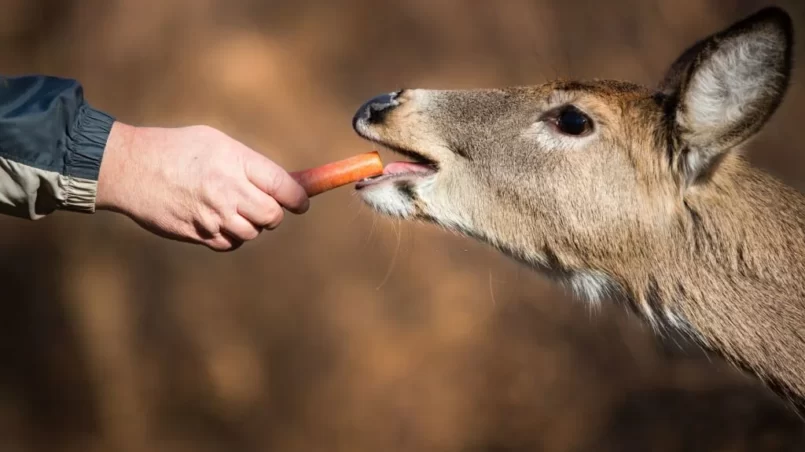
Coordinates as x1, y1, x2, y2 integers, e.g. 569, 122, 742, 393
291, 151, 384, 197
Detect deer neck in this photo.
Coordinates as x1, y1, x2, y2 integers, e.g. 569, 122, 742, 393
624, 155, 805, 412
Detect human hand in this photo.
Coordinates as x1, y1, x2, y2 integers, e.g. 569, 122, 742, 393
95, 122, 309, 251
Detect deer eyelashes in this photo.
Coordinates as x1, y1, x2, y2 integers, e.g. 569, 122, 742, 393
543, 105, 594, 137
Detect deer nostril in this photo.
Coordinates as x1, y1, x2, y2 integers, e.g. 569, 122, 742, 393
352, 91, 401, 129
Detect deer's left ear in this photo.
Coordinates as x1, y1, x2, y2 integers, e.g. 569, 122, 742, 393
659, 7, 794, 184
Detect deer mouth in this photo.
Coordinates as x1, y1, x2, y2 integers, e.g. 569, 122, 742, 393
355, 143, 439, 190
351, 90, 441, 190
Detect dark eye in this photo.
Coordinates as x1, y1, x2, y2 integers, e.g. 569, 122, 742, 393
553, 106, 593, 136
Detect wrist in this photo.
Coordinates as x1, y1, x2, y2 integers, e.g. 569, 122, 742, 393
96, 121, 137, 213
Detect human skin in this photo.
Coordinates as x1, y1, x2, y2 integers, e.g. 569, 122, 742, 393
95, 122, 310, 251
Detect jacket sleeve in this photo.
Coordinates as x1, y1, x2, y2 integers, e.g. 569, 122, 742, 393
0, 75, 116, 220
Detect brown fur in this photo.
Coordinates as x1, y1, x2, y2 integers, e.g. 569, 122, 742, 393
352, 7, 805, 414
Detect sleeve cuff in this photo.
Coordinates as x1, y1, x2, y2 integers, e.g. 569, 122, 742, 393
62, 103, 115, 213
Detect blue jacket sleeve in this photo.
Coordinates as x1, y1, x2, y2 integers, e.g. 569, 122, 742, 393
0, 74, 116, 220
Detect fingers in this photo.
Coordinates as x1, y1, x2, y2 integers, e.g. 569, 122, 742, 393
213, 188, 285, 250
223, 213, 263, 242
192, 217, 242, 252
205, 232, 243, 252
244, 152, 310, 215
196, 183, 288, 253
237, 185, 285, 230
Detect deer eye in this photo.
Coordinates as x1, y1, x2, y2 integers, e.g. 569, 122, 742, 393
552, 106, 593, 136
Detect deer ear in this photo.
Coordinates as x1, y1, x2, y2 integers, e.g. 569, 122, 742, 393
659, 7, 794, 184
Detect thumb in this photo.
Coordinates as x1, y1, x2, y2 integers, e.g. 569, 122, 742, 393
244, 152, 310, 214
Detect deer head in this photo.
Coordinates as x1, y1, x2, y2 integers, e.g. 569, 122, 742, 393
352, 7, 805, 413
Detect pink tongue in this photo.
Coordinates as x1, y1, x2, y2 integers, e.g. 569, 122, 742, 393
383, 161, 433, 175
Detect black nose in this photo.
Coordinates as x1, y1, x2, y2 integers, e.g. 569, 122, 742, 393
352, 91, 401, 129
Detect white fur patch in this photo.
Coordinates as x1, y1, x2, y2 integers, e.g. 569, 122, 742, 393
359, 182, 417, 218
664, 307, 689, 330
358, 173, 441, 218
568, 270, 615, 304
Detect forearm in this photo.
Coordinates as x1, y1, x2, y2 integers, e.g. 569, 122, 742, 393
0, 74, 115, 220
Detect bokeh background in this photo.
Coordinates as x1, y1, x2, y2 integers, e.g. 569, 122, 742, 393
1, 1, 805, 451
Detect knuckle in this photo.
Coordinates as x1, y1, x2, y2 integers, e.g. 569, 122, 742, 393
203, 179, 241, 215
206, 164, 231, 187
236, 225, 260, 241
224, 213, 260, 242
197, 182, 220, 207
193, 212, 222, 239
264, 205, 284, 229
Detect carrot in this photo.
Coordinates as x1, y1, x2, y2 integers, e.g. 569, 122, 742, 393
290, 151, 384, 197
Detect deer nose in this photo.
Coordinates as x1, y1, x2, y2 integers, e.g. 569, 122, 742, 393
352, 91, 401, 129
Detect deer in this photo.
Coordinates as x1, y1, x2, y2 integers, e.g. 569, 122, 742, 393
349, 6, 805, 415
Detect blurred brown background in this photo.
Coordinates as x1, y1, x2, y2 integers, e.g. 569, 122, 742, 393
1, 1, 805, 451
